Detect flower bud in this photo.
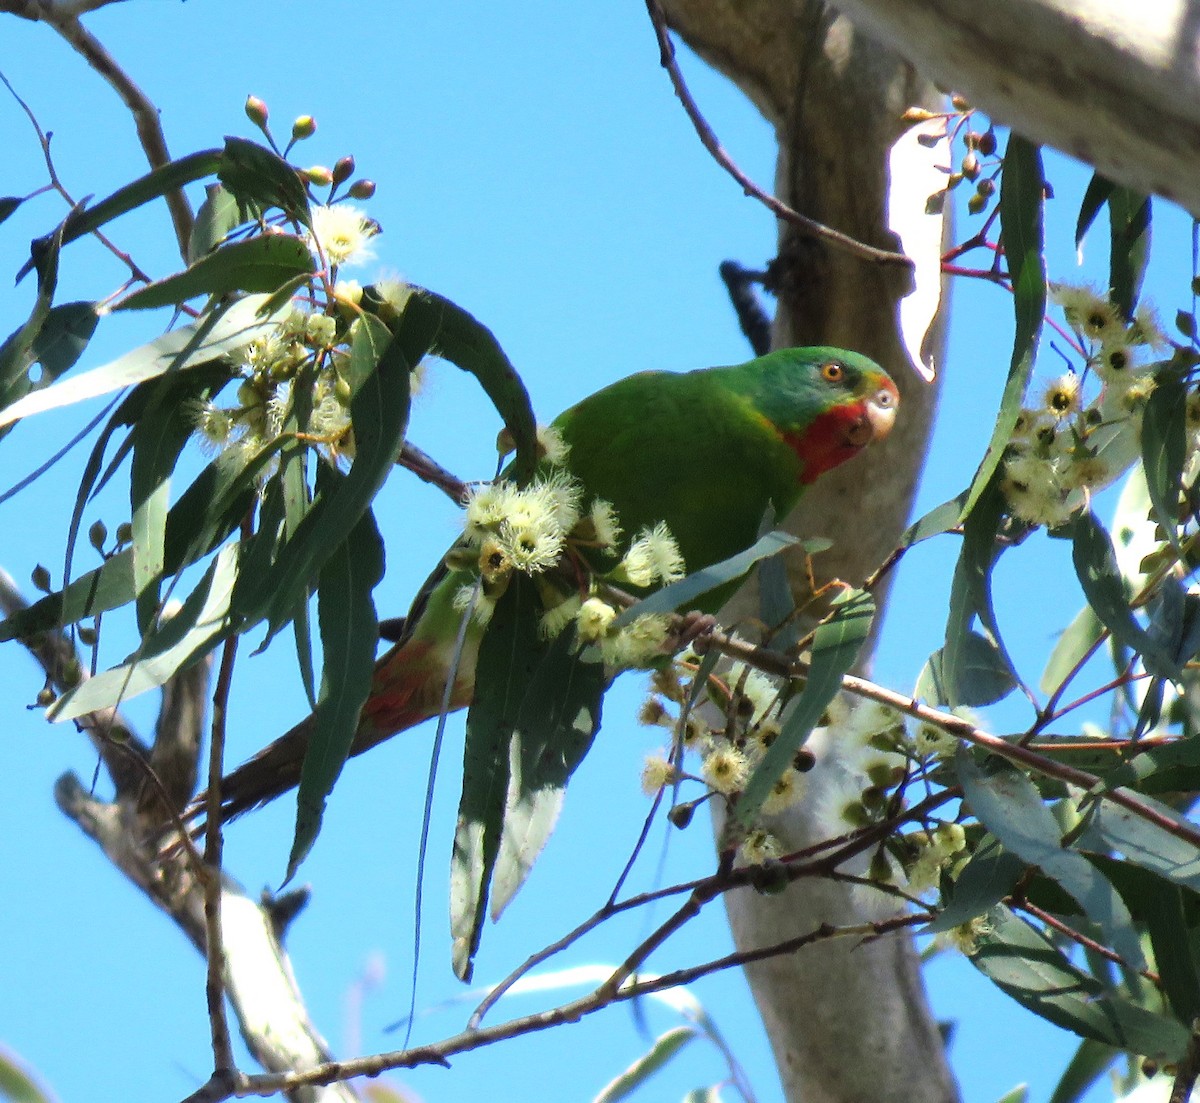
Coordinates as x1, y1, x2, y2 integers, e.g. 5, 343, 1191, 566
244, 95, 269, 128
967, 192, 988, 215
115, 522, 133, 546
348, 179, 377, 200
300, 165, 334, 187
36, 686, 55, 707
77, 625, 98, 646
961, 151, 979, 180
332, 156, 356, 186
978, 127, 997, 156
88, 519, 108, 552
291, 115, 316, 141
31, 564, 51, 593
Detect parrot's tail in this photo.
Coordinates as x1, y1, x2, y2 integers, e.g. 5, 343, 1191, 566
180, 636, 471, 831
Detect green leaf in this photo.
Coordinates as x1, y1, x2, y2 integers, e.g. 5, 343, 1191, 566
450, 575, 606, 980
1141, 876, 1200, 1024
1108, 187, 1151, 319
900, 490, 968, 546
1048, 1039, 1117, 1103
926, 835, 1026, 932
944, 475, 1016, 707
1140, 370, 1187, 555
924, 630, 1017, 708
188, 183, 245, 262
737, 588, 874, 828
962, 136, 1045, 516
401, 287, 539, 483
1040, 604, 1105, 697
218, 136, 311, 227
994, 1087, 1028, 1103
0, 196, 23, 226
287, 497, 385, 881
1075, 173, 1115, 249
1072, 510, 1180, 679
615, 530, 805, 625
0, 293, 286, 429
592, 1026, 698, 1103
130, 375, 204, 633
116, 234, 315, 311
30, 301, 100, 381
0, 441, 267, 642
0, 210, 67, 431
958, 753, 1145, 969
48, 544, 240, 721
490, 626, 606, 919
52, 149, 223, 254
0, 1044, 55, 1103
971, 905, 1188, 1059
1078, 793, 1200, 893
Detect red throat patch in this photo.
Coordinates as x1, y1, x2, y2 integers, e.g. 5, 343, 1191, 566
785, 402, 872, 484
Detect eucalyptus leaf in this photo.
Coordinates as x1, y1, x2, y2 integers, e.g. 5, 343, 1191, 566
1140, 371, 1187, 555
963, 136, 1046, 517
1048, 1039, 1117, 1103
116, 234, 314, 311
1041, 604, 1105, 697
615, 530, 803, 625
958, 753, 1145, 969
287, 499, 385, 881
48, 544, 240, 721
737, 588, 874, 828
926, 835, 1026, 932
0, 293, 286, 429
592, 1026, 698, 1103
1072, 510, 1179, 679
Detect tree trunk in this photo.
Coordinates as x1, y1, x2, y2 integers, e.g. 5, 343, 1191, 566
659, 3, 955, 1100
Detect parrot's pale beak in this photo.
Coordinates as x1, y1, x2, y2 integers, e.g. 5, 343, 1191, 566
845, 380, 899, 448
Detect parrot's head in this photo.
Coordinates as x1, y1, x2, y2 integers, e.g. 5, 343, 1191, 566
761, 347, 899, 484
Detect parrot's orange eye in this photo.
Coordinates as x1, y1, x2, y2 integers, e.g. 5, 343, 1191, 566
821, 362, 845, 382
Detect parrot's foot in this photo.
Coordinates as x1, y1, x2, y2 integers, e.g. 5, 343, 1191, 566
668, 610, 719, 652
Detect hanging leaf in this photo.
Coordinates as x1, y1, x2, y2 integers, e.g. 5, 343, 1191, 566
1075, 173, 1114, 250
217, 136, 311, 227
921, 632, 1016, 708
286, 498, 385, 881
1040, 604, 1105, 697
401, 287, 539, 483
736, 588, 874, 829
1107, 187, 1151, 320
1048, 1039, 1118, 1103
592, 1026, 698, 1103
944, 475, 1018, 707
1071, 510, 1180, 679
450, 575, 606, 980
962, 136, 1046, 517
188, 183, 246, 262
48, 544, 241, 721
1140, 371, 1187, 555
233, 311, 420, 644
115, 234, 315, 311
971, 905, 1188, 1059
0, 294, 287, 429
1077, 794, 1200, 894
958, 753, 1145, 970
1140, 875, 1200, 1024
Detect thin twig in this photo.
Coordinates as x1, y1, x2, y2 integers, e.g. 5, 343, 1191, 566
397, 441, 468, 502
39, 11, 193, 258
1015, 899, 1162, 986
643, 0, 913, 270
0, 69, 154, 283
203, 631, 239, 1079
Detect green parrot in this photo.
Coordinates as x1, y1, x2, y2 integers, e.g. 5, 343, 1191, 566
202, 346, 898, 821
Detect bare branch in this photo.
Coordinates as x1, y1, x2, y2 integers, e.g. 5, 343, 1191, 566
3, 1, 194, 258
644, 0, 914, 270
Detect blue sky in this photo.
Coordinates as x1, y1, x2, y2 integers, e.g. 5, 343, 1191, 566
0, 3, 1194, 1102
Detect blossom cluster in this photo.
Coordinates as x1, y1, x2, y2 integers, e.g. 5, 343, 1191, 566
638, 667, 970, 910
1000, 284, 1169, 528
452, 445, 689, 670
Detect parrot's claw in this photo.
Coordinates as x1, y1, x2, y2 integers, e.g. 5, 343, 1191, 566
669, 610, 719, 652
